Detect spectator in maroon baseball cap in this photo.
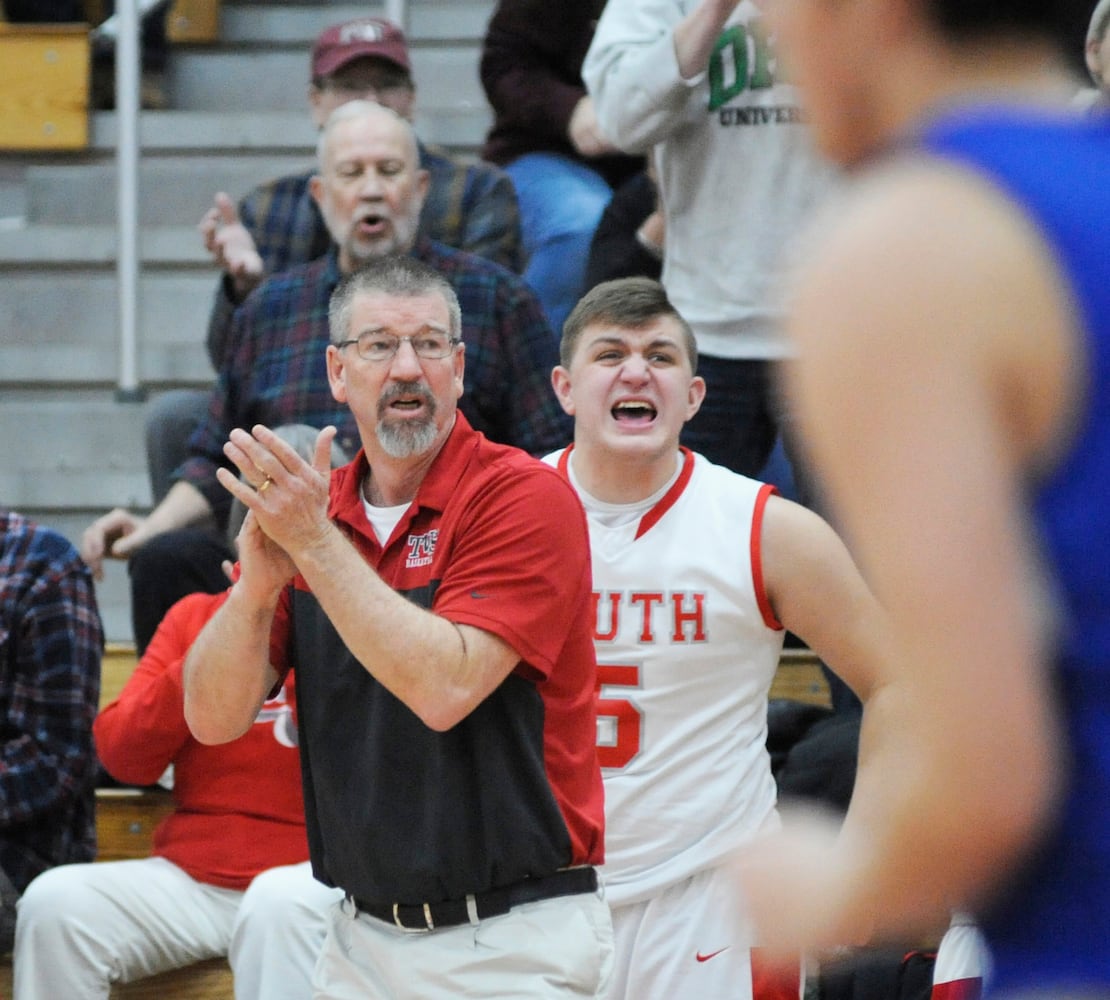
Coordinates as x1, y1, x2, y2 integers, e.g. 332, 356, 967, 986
309, 17, 415, 124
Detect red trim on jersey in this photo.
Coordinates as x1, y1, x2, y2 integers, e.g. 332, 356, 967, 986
751, 482, 783, 631
636, 447, 695, 539
552, 446, 695, 540
931, 979, 983, 1000
751, 948, 803, 999
556, 444, 573, 481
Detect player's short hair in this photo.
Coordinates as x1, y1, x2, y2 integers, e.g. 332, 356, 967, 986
561, 277, 698, 374
328, 255, 462, 344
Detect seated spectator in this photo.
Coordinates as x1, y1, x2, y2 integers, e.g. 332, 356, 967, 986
0, 509, 101, 954
13, 588, 310, 999
480, 0, 642, 335
145, 15, 523, 506
80, 100, 569, 654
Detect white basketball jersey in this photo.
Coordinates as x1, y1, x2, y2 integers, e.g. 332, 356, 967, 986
548, 447, 785, 906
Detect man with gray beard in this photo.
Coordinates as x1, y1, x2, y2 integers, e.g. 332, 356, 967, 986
80, 100, 569, 654
182, 256, 611, 1000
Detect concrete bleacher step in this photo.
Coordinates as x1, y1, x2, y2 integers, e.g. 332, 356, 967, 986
89, 108, 313, 150
25, 155, 317, 225
170, 41, 489, 114
0, 392, 151, 510
0, 268, 214, 384
0, 224, 214, 390
18, 103, 488, 229
0, 162, 26, 218
0, 221, 205, 264
219, 0, 493, 45
86, 105, 487, 154
165, 0, 493, 119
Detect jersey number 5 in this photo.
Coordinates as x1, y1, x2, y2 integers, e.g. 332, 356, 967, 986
596, 663, 642, 769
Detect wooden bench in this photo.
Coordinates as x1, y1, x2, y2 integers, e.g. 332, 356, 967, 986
101, 641, 139, 707
772, 646, 831, 707
0, 21, 90, 150
166, 0, 219, 44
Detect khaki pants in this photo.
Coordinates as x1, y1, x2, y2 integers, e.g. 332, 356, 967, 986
313, 889, 614, 999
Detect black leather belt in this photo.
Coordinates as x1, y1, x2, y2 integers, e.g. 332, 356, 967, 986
347, 866, 598, 932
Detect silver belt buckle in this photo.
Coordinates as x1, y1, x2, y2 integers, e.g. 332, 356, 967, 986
392, 901, 435, 933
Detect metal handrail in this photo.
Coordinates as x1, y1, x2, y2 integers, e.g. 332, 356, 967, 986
114, 0, 143, 402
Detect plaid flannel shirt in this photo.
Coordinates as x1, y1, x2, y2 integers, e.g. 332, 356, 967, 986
0, 511, 101, 893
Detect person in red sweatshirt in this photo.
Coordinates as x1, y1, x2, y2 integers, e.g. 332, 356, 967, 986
12, 589, 311, 1000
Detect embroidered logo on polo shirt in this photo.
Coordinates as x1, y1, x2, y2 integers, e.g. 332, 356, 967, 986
405, 529, 438, 568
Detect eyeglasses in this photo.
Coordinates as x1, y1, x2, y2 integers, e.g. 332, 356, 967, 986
335, 331, 460, 363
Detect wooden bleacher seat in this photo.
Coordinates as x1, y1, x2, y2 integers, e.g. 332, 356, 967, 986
101, 641, 831, 711
101, 641, 140, 708
772, 646, 831, 707
95, 786, 174, 860
0, 21, 90, 150
166, 0, 219, 44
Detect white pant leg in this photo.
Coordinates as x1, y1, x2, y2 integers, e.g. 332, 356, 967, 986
14, 857, 242, 1000
609, 865, 803, 1000
932, 912, 991, 996
230, 860, 342, 1000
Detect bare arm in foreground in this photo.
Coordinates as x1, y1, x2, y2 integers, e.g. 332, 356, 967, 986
736, 163, 1076, 953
